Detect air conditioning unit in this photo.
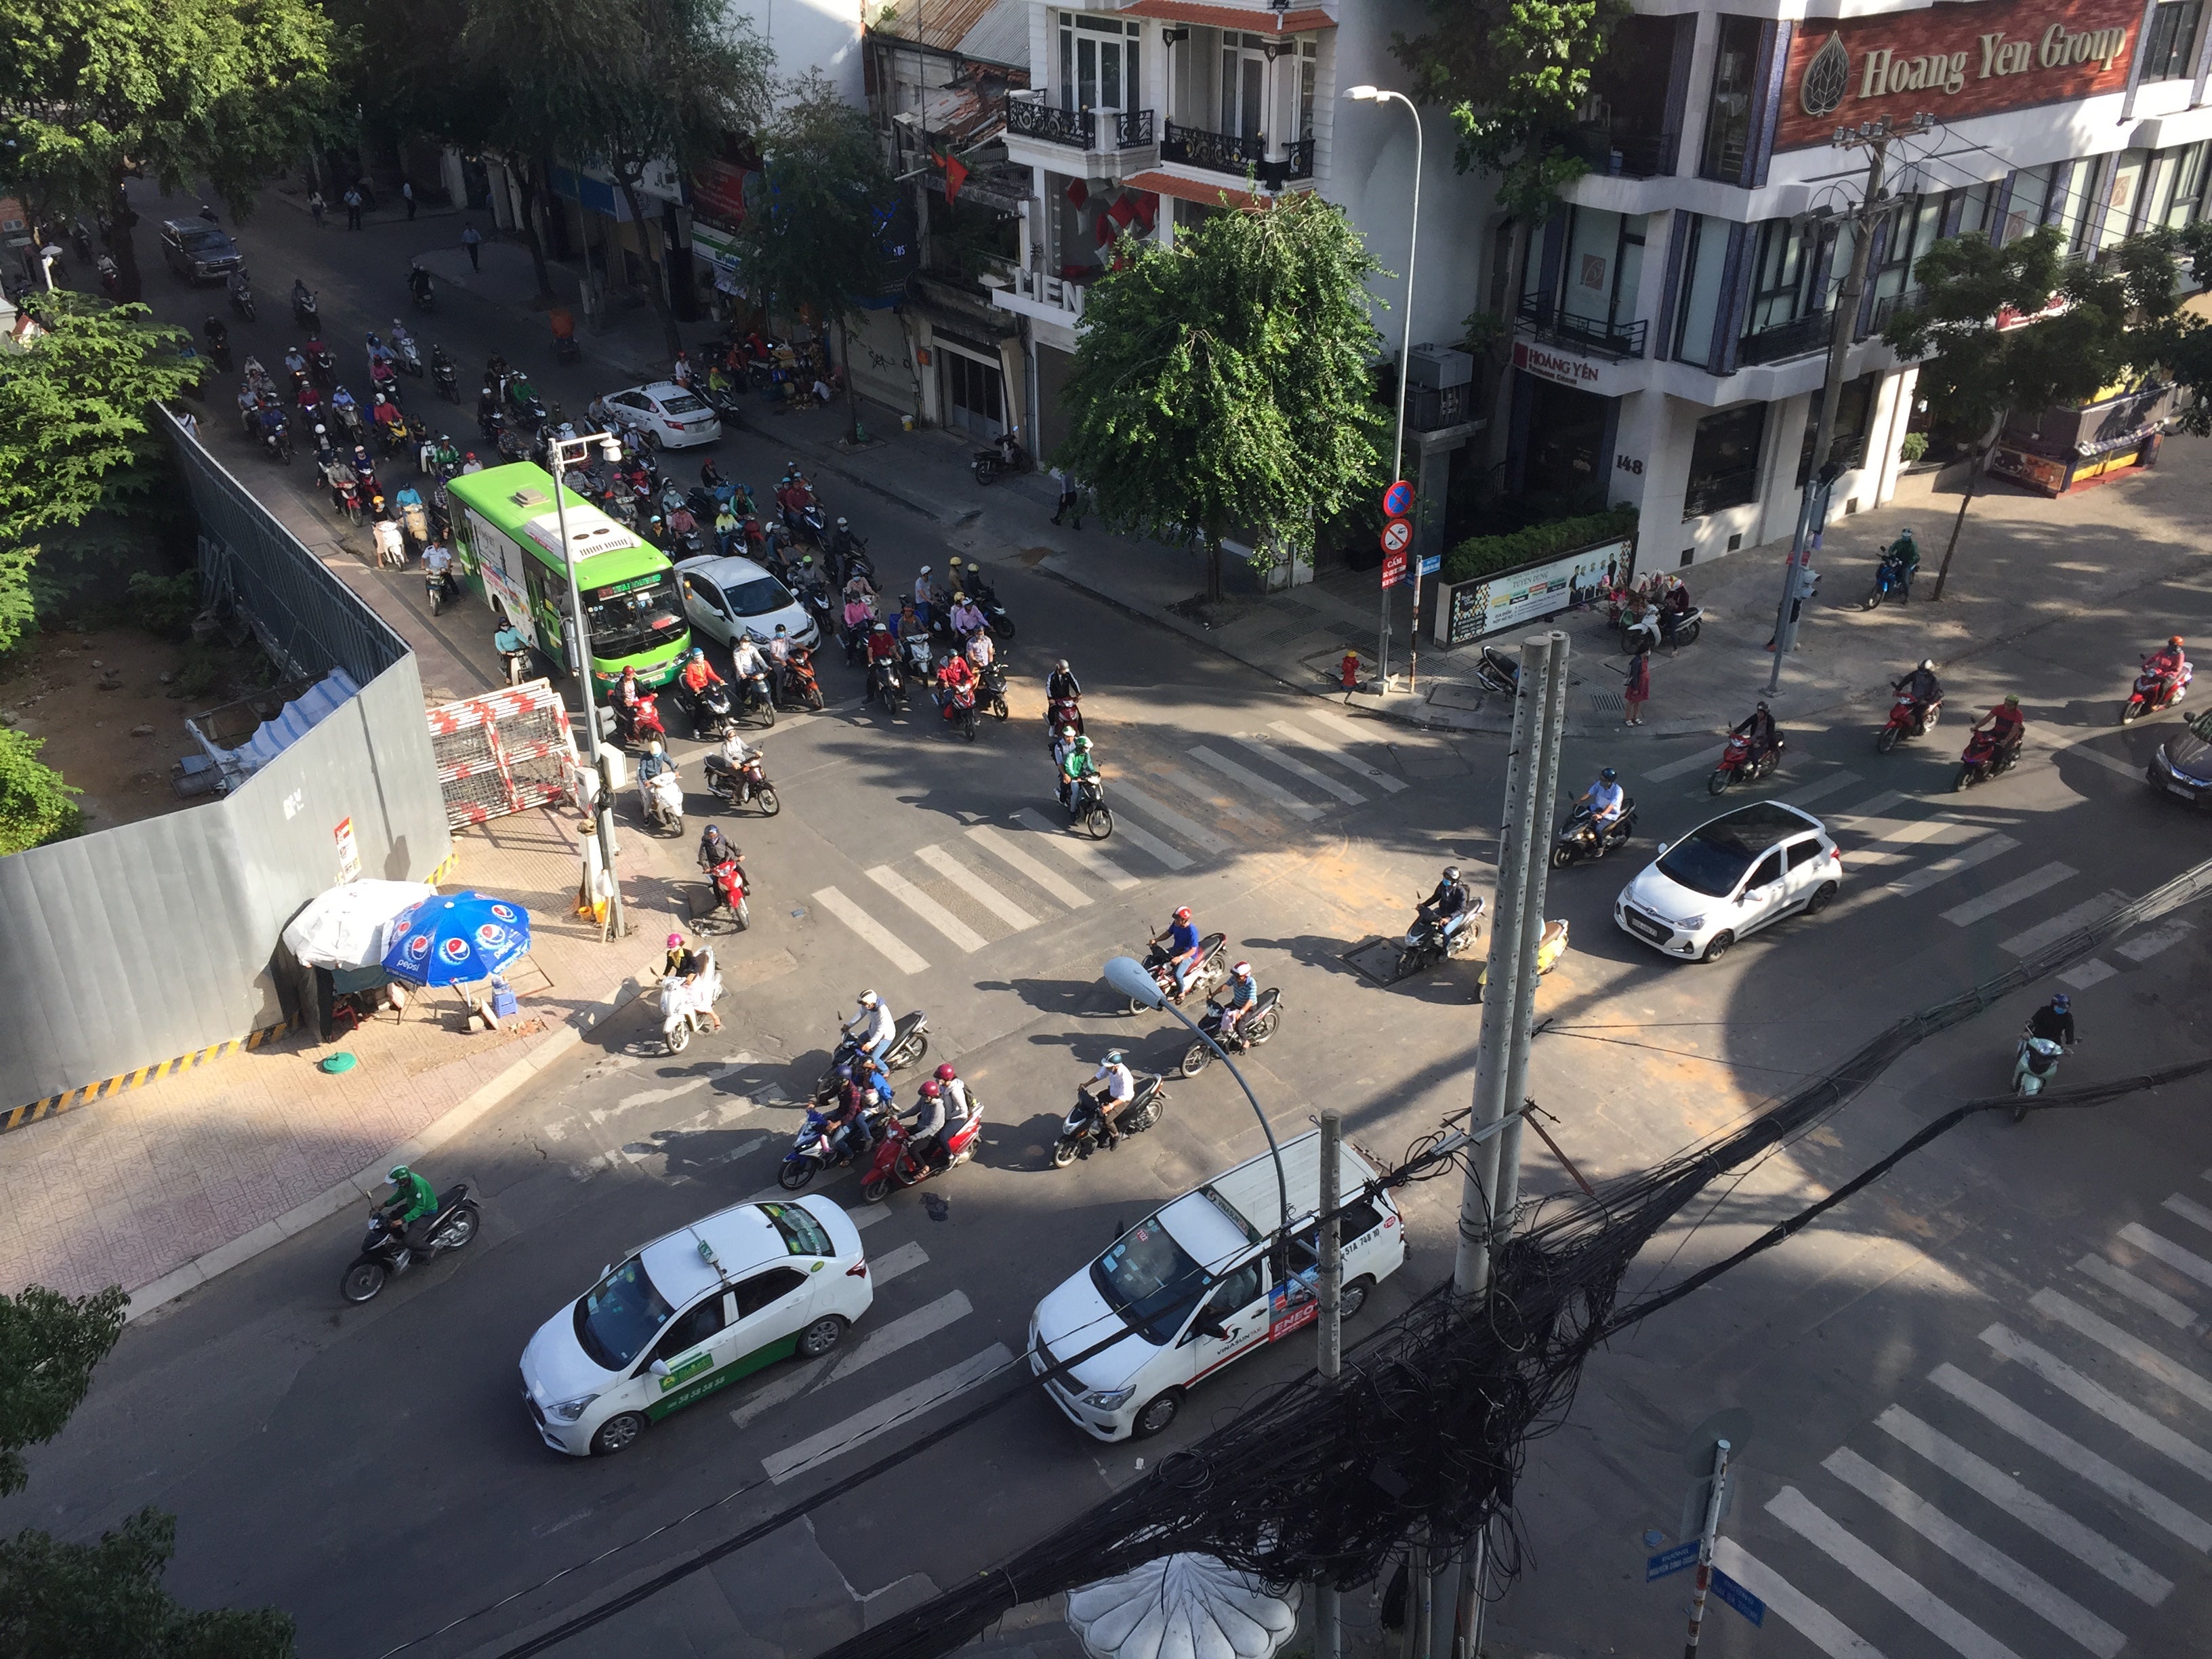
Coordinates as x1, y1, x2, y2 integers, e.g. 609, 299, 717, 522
1405, 343, 1474, 389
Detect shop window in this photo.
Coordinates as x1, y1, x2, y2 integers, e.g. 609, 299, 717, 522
941, 348, 1004, 438
2143, 0, 2203, 81
1682, 403, 1767, 520
2102, 150, 2151, 247
2000, 165, 2054, 245
1795, 373, 1877, 487
1699, 17, 1762, 182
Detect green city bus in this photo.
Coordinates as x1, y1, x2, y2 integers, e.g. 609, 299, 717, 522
445, 462, 691, 690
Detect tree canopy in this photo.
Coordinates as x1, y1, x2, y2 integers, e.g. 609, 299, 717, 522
1054, 193, 1387, 601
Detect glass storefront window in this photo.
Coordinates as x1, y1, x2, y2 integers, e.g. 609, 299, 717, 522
1683, 403, 1767, 520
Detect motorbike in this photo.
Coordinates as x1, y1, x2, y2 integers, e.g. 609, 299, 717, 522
506, 375, 548, 430
330, 469, 364, 526
1952, 725, 2022, 792
735, 670, 777, 728
939, 682, 979, 743
498, 637, 533, 685
615, 693, 667, 751
1877, 691, 1942, 752
813, 1010, 931, 1098
1863, 550, 1916, 610
1046, 694, 1085, 738
1067, 773, 1112, 840
1474, 918, 1571, 1002
964, 571, 1017, 641
393, 334, 425, 377
375, 411, 413, 459
788, 499, 827, 547
228, 275, 256, 322
1708, 731, 1785, 796
292, 286, 320, 329
868, 651, 907, 716
705, 748, 780, 815
972, 441, 1031, 486
640, 768, 685, 835
204, 325, 232, 371
699, 854, 752, 933
431, 350, 458, 402
900, 633, 935, 687
1473, 647, 1519, 698
1130, 924, 1229, 1012
687, 679, 739, 741
798, 581, 836, 644
978, 661, 1010, 722
307, 344, 335, 388
1624, 603, 1704, 653
340, 1182, 481, 1303
2121, 657, 2192, 724
775, 647, 824, 712
1550, 798, 1637, 867
260, 417, 294, 466
859, 1107, 983, 1203
659, 966, 722, 1055
1051, 1075, 1167, 1167
410, 272, 436, 313
426, 564, 455, 615
1179, 989, 1284, 1076
2010, 1031, 2067, 1118
1397, 895, 1484, 978
776, 1102, 893, 1191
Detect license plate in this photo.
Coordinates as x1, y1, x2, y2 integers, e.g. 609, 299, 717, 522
1626, 910, 1668, 943
2170, 784, 2196, 800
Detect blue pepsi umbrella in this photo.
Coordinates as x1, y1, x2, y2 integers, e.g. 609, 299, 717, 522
381, 891, 532, 987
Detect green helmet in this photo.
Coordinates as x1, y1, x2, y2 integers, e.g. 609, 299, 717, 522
388, 1164, 411, 1184
1074, 735, 1092, 752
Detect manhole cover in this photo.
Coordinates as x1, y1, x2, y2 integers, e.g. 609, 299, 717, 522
1343, 937, 1407, 985
1426, 682, 1485, 712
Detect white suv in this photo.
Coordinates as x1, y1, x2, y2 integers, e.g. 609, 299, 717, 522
1615, 800, 1841, 964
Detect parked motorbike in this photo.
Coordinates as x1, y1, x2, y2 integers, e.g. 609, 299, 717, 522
1474, 918, 1571, 1002
1624, 603, 1704, 653
1052, 1074, 1167, 1167
1550, 797, 1637, 867
1877, 691, 1942, 752
972, 440, 1031, 486
1179, 989, 1284, 1076
813, 1010, 931, 1097
1708, 731, 1785, 796
1473, 647, 1519, 698
859, 1108, 983, 1203
1952, 726, 2022, 792
1397, 895, 1484, 978
2121, 657, 2192, 724
640, 768, 685, 834
704, 749, 779, 816
1130, 925, 1229, 1012
776, 1103, 891, 1191
340, 1183, 481, 1303
1863, 550, 1915, 610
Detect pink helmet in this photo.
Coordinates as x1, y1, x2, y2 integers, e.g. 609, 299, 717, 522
935, 1063, 957, 1082
919, 1080, 941, 1098
665, 933, 684, 948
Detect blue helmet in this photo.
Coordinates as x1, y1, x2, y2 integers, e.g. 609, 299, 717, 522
1599, 767, 1618, 783
834, 1062, 854, 1082
2051, 993, 2070, 1011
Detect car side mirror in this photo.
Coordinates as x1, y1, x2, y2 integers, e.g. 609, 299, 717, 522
1195, 1315, 1230, 1341
649, 1358, 671, 1378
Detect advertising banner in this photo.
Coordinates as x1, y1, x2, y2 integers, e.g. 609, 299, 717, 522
1437, 536, 1634, 647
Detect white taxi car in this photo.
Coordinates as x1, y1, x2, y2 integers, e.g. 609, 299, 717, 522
674, 554, 819, 651
1027, 1130, 1405, 1441
521, 1197, 871, 1456
1614, 799, 1842, 964
591, 380, 722, 450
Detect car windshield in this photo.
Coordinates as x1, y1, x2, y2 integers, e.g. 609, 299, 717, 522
1092, 1217, 1212, 1345
1655, 836, 1757, 897
722, 575, 792, 617
586, 573, 687, 660
761, 1202, 834, 1257
662, 394, 710, 415
573, 1256, 673, 1370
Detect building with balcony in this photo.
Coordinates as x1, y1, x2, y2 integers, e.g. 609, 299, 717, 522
1510, 0, 2212, 571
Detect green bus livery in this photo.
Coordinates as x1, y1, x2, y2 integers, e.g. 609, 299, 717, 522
445, 463, 691, 689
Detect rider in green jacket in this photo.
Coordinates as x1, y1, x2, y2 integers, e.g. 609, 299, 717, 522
381, 1165, 438, 1244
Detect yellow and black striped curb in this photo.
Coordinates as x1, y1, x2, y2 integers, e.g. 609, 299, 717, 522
5, 1021, 295, 1136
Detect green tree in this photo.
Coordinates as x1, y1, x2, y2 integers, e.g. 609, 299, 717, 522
0, 0, 344, 299
0, 1285, 293, 1651
1054, 193, 1387, 602
2133, 221, 2212, 434
1882, 228, 2170, 598
0, 729, 85, 855
728, 73, 897, 443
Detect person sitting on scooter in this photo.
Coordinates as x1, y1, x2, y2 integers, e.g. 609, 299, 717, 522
407, 264, 434, 307
966, 626, 996, 672
493, 615, 529, 659
949, 591, 986, 640
697, 822, 737, 878
1059, 734, 1099, 815
636, 739, 673, 787
2146, 635, 2190, 690
1884, 528, 1921, 590
1579, 767, 1625, 827
729, 636, 769, 710
420, 536, 454, 596
1217, 962, 1258, 1044
678, 647, 725, 735
907, 1080, 954, 1170
934, 1063, 972, 1130
2028, 991, 2076, 1048
1082, 1051, 1137, 1149
1896, 658, 1943, 708
1658, 579, 1692, 643
1046, 659, 1082, 705
894, 597, 926, 640
380, 1164, 439, 1248
292, 276, 314, 314
1973, 695, 2026, 758
865, 620, 899, 687
823, 1066, 876, 1158
1152, 906, 1204, 998
1418, 866, 1473, 941
1732, 701, 1779, 765
846, 989, 894, 1065
934, 649, 975, 720
610, 664, 642, 737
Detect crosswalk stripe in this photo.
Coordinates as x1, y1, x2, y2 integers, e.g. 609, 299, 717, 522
2077, 1252, 2197, 1328
2165, 1192, 2212, 1235
1884, 836, 2026, 902
2030, 1287, 2212, 1416
1645, 745, 1719, 782
1767, 1485, 2024, 1659
1984, 1321, 2212, 1485
1010, 808, 1140, 889
914, 843, 1041, 930
869, 1240, 929, 1286
1856, 813, 1976, 866
966, 825, 1092, 908
2066, 742, 2148, 781
729, 1356, 832, 1430
1929, 1361, 2212, 1550
1836, 789, 1912, 823
1938, 859, 2076, 924
866, 865, 989, 953
1153, 765, 1272, 829
2116, 1221, 2212, 1290
1999, 893, 2125, 957
1233, 735, 1367, 804
1877, 1405, 2173, 1603
2117, 918, 2193, 962
1821, 1448, 2123, 1658
811, 886, 930, 975
848, 1204, 893, 1231
1103, 813, 1195, 872
1113, 783, 1231, 854
1270, 720, 1407, 793
1190, 745, 1324, 821
829, 1290, 973, 1383
2061, 960, 2121, 990
1711, 1538, 1886, 1658
1777, 769, 1866, 809
1300, 705, 1403, 758
762, 1344, 1010, 1484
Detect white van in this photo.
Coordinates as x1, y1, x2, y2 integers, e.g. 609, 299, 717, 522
1026, 1130, 1406, 1440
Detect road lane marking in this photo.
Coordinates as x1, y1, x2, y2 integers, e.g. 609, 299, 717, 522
848, 1204, 892, 1231
1103, 813, 1195, 872
1710, 1539, 1884, 1658
762, 1345, 1010, 1484
1929, 1361, 2212, 1550
1884, 831, 2020, 895
1939, 861, 2079, 926
1233, 735, 1366, 804
812, 886, 930, 975
914, 843, 1041, 930
1835, 789, 1911, 823
2165, 1193, 2212, 1235
2116, 1222, 2212, 1291
1270, 720, 1406, 793
729, 1357, 830, 1430
1999, 893, 2125, 957
1009, 808, 1140, 890
1851, 813, 1979, 868
966, 825, 1091, 908
2030, 1288, 2212, 1415
2066, 741, 2150, 780
869, 1240, 929, 1286
2061, 960, 2119, 989
1775, 769, 1864, 809
1821, 1448, 2121, 1658
2077, 1253, 2196, 1328
1112, 783, 1231, 854
829, 1290, 973, 1382
866, 865, 989, 954
1984, 1322, 2212, 1486
1643, 746, 1719, 782
1877, 1406, 2171, 1603
1151, 765, 1273, 830
1766, 1487, 2020, 1659
2118, 918, 2194, 962
1189, 745, 1323, 821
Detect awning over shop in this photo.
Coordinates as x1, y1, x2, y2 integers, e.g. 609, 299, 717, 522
1121, 0, 1334, 30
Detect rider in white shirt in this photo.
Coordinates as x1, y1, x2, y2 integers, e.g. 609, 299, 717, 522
1083, 1050, 1137, 1146
1578, 768, 1624, 824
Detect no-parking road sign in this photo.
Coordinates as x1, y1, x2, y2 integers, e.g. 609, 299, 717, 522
1382, 478, 1414, 518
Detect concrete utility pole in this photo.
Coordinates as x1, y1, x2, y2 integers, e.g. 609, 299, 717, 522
551, 432, 630, 941
1315, 1108, 1345, 1659
1766, 113, 1930, 695
1681, 1439, 1733, 1658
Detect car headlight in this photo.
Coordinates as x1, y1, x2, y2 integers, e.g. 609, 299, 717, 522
1673, 914, 1706, 931
546, 1393, 600, 1425
1080, 1386, 1136, 1410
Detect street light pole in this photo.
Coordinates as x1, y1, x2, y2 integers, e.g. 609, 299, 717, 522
550, 431, 629, 941
1347, 85, 1421, 695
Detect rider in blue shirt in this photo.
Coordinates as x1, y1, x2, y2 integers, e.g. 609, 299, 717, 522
1154, 906, 1203, 997
1579, 767, 1624, 825
1218, 960, 1258, 1042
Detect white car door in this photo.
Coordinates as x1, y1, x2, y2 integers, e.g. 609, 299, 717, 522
1174, 1254, 1271, 1393
1732, 848, 1788, 937
680, 571, 732, 644
1780, 835, 1829, 912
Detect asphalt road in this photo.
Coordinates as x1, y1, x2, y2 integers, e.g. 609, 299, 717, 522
9, 187, 2212, 1659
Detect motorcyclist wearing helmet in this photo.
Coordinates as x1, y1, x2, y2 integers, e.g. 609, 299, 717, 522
1152, 906, 1204, 997
865, 619, 900, 692
845, 989, 895, 1065
380, 1164, 438, 1247
1732, 700, 1779, 764
933, 1062, 972, 1130
1896, 658, 1943, 707
1418, 866, 1473, 940
1217, 960, 1259, 1043
2028, 991, 2076, 1048
1578, 767, 1624, 825
1059, 733, 1098, 816
1051, 724, 1079, 774
673, 641, 719, 711
698, 821, 737, 876
934, 648, 976, 720
1081, 1050, 1139, 1147
1974, 693, 2026, 756
1045, 659, 1082, 705
2146, 634, 2190, 689
729, 636, 770, 712
636, 738, 674, 785
824, 1064, 876, 1157
909, 1079, 954, 1168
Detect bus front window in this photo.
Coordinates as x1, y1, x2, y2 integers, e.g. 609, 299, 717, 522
585, 575, 687, 662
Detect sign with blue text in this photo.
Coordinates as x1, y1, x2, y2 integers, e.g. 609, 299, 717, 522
1711, 1569, 1765, 1626
1645, 1542, 1698, 1582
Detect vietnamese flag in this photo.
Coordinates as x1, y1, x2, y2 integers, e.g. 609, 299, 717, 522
938, 150, 968, 207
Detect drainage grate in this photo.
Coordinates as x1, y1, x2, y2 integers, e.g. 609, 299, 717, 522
1589, 691, 1625, 714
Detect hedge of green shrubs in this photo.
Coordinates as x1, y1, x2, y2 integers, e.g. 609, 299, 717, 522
1440, 504, 1638, 586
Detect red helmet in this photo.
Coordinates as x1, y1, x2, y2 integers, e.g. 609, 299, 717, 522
2171, 635, 2186, 649
1173, 906, 1192, 923
919, 1080, 941, 1098
935, 1063, 957, 1082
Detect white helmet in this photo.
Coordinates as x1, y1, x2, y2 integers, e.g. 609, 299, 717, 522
857, 989, 880, 1007
1232, 961, 1252, 977
648, 740, 663, 756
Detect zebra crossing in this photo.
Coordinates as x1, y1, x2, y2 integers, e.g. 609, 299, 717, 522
810, 711, 1404, 973
1722, 1182, 2212, 1658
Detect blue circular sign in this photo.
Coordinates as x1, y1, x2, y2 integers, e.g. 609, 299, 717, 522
1382, 478, 1414, 519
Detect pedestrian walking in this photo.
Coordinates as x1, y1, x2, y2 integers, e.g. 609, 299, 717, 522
1050, 466, 1078, 525
343, 186, 363, 230
462, 222, 482, 272
176, 405, 199, 441
401, 179, 416, 220
1622, 642, 1650, 727
307, 188, 326, 229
